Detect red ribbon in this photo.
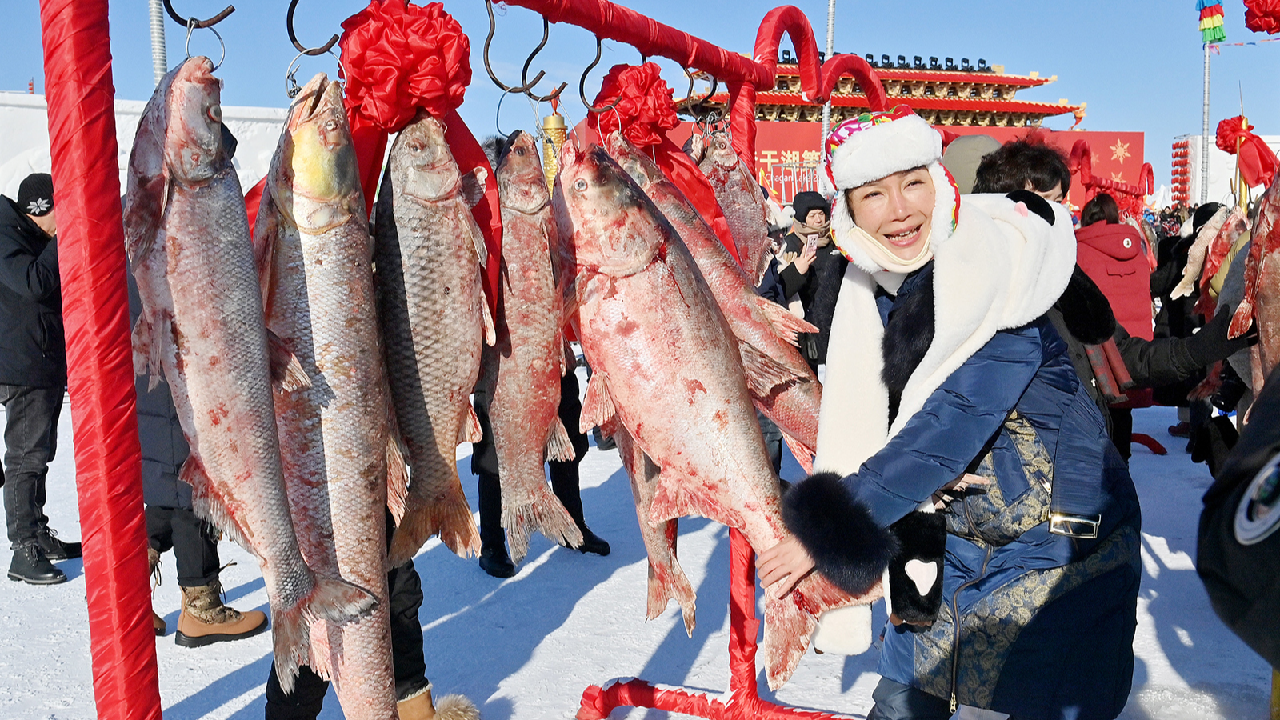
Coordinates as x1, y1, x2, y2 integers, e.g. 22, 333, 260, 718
1246, 0, 1280, 33
336, 0, 501, 316
1216, 116, 1279, 188
591, 63, 741, 265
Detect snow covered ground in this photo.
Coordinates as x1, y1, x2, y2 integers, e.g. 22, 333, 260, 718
0, 399, 1273, 720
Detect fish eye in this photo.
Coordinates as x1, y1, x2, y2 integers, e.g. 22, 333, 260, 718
573, 178, 588, 192
207, 105, 222, 123
408, 141, 424, 153
324, 120, 339, 132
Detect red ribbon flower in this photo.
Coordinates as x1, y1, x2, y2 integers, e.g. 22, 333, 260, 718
339, 0, 471, 131
1216, 116, 1279, 188
1245, 0, 1280, 34
592, 62, 679, 148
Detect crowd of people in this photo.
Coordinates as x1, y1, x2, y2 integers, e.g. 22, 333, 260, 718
0, 104, 1274, 719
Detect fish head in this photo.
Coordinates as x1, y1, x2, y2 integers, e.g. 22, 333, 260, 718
389, 112, 461, 203
164, 57, 228, 183
273, 73, 361, 215
554, 140, 662, 278
707, 131, 738, 166
604, 131, 662, 190
496, 130, 550, 214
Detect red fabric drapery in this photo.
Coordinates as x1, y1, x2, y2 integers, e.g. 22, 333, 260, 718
38, 0, 161, 718
591, 63, 741, 264
818, 53, 889, 111
1245, 0, 1280, 33
1216, 116, 1279, 188
337, 0, 501, 317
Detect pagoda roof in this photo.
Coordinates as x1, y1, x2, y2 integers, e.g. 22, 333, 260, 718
708, 91, 1081, 117
774, 63, 1055, 88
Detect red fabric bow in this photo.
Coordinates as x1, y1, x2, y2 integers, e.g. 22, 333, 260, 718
1245, 0, 1280, 33
591, 63, 740, 265
1215, 116, 1279, 188
334, 0, 500, 317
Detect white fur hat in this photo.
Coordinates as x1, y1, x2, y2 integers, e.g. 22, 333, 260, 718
822, 106, 959, 274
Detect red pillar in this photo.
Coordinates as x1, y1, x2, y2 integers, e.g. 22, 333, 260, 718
38, 1, 161, 718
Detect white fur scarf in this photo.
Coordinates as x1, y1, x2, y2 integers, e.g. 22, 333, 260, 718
814, 195, 1077, 477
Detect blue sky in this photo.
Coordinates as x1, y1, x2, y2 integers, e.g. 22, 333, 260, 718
5, 1, 1280, 190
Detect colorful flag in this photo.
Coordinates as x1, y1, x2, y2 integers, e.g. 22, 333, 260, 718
1199, 1, 1227, 43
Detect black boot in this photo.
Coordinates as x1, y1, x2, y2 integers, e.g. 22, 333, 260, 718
37, 526, 82, 560
549, 462, 610, 556
478, 544, 515, 579
576, 527, 611, 557
8, 542, 67, 585
476, 470, 516, 578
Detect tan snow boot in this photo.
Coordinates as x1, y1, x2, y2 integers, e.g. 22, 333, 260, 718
147, 547, 166, 636
174, 579, 268, 648
397, 686, 480, 720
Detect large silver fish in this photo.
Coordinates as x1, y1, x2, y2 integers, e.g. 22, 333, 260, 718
123, 58, 375, 693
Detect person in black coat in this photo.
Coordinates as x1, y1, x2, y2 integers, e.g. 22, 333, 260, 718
777, 191, 847, 372
972, 155, 1255, 459
0, 174, 80, 585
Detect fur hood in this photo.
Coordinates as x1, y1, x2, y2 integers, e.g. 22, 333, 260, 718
815, 194, 1077, 475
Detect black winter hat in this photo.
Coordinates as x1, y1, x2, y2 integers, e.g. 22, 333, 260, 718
1187, 202, 1223, 238
17, 173, 54, 217
791, 191, 829, 223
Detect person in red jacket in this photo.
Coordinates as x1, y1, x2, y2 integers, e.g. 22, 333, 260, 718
1076, 194, 1153, 341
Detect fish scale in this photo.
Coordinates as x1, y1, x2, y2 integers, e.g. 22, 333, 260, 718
375, 113, 488, 566
257, 74, 401, 719
124, 58, 376, 695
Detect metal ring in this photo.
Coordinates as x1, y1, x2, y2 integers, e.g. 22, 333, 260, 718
185, 20, 226, 70
285, 49, 339, 99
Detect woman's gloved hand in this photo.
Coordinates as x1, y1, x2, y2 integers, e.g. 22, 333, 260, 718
1188, 309, 1259, 367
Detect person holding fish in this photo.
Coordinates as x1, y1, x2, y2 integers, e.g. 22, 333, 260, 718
757, 106, 1142, 720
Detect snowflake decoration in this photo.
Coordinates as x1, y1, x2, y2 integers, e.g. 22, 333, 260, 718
1110, 141, 1131, 163
25, 197, 50, 215
1111, 172, 1125, 183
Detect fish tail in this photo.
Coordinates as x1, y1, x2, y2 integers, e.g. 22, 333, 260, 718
760, 591, 820, 692
388, 472, 481, 565
501, 487, 583, 564
272, 572, 378, 692
781, 432, 815, 474
645, 524, 697, 637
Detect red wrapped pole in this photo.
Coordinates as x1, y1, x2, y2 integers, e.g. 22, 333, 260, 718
38, 1, 161, 719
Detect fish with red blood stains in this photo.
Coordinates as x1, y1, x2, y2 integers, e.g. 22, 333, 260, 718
482, 130, 582, 562
124, 58, 376, 694
1231, 173, 1280, 392
375, 111, 493, 565
698, 131, 774, 284
552, 140, 856, 690
255, 74, 404, 719
605, 132, 821, 472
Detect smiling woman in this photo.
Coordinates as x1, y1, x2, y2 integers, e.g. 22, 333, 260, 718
757, 104, 1143, 720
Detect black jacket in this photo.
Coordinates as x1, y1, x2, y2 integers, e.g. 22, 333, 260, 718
777, 231, 847, 364
0, 196, 65, 387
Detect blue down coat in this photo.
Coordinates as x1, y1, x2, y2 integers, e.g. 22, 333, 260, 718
785, 195, 1141, 720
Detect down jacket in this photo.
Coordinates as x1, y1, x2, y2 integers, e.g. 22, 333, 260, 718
0, 196, 66, 388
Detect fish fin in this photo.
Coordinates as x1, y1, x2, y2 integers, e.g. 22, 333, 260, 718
561, 339, 575, 377
759, 581, 822, 691
270, 575, 378, 695
267, 330, 312, 392
648, 471, 736, 529
385, 431, 410, 526
754, 295, 818, 345
1229, 298, 1255, 339
183, 455, 252, 551
738, 340, 801, 398
481, 291, 496, 346
388, 478, 481, 565
122, 173, 169, 265
782, 432, 815, 474
579, 372, 617, 434
545, 417, 576, 463
460, 405, 484, 445
460, 167, 489, 208
253, 187, 281, 313
131, 310, 166, 391
502, 488, 583, 563
645, 519, 697, 637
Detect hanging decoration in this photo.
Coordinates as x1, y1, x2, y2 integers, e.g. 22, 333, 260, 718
1069, 140, 1155, 218
589, 62, 741, 264
1216, 115, 1279, 189
1245, 0, 1280, 34
1200, 1, 1227, 43
337, 0, 502, 316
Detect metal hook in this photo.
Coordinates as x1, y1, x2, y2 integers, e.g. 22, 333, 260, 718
519, 17, 568, 104
484, 0, 540, 94
163, 0, 234, 29
285, 48, 339, 98
676, 69, 718, 114
185, 18, 226, 70
580, 37, 622, 114
286, 0, 339, 56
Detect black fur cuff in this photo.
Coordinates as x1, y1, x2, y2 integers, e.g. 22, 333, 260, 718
782, 472, 898, 596
886, 511, 946, 624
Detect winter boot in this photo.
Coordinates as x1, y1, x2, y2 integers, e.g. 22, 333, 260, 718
174, 580, 268, 647
36, 526, 82, 560
397, 685, 481, 720
478, 544, 515, 579
7, 541, 66, 585
147, 547, 166, 636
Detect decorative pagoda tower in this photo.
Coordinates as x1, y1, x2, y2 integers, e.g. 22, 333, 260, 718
700, 52, 1085, 128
